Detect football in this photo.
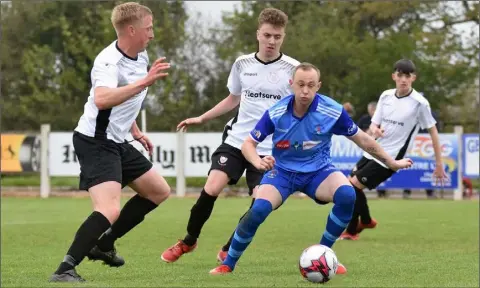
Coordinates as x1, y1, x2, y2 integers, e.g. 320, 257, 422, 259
298, 244, 338, 283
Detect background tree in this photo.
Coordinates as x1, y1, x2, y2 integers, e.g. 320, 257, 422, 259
208, 1, 478, 129
1, 0, 189, 131
1, 1, 478, 132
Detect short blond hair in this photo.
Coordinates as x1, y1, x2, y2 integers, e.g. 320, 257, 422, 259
111, 2, 152, 32
258, 8, 288, 28
293, 62, 321, 81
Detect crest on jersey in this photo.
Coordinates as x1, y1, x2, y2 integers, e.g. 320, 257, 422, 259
218, 156, 228, 166
292, 141, 301, 150
267, 71, 280, 84
315, 126, 322, 135
267, 169, 278, 178
253, 129, 262, 139
347, 123, 357, 135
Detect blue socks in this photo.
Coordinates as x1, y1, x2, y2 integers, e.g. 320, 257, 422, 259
221, 185, 355, 271
223, 199, 273, 270
320, 185, 356, 247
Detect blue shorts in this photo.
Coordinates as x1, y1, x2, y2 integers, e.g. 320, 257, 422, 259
260, 165, 339, 205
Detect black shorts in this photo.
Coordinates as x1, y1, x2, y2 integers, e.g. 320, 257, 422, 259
73, 132, 153, 191
209, 142, 265, 195
350, 157, 395, 190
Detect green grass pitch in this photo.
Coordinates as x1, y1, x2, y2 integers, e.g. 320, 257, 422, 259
1, 197, 478, 287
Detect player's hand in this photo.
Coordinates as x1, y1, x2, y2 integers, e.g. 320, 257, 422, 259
143, 57, 170, 87
135, 134, 154, 156
177, 116, 204, 132
433, 164, 448, 186
390, 158, 413, 172
371, 126, 384, 139
255, 156, 276, 171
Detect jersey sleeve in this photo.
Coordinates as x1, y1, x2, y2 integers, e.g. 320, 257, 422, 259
250, 110, 275, 143
371, 94, 384, 125
92, 61, 119, 88
227, 61, 242, 96
418, 101, 437, 130
331, 108, 359, 136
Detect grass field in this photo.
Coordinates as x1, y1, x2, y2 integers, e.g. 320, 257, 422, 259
1, 197, 479, 287
0, 175, 249, 188
2, 174, 479, 190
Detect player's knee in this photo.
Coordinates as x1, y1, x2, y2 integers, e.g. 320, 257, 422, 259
349, 176, 363, 189
153, 186, 170, 204
159, 184, 171, 199
204, 170, 230, 196
245, 199, 273, 226
95, 205, 121, 224
333, 185, 356, 209
203, 180, 223, 197
143, 184, 170, 205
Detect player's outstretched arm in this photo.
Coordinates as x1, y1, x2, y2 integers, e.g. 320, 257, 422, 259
177, 94, 241, 131
348, 130, 413, 171
95, 57, 170, 110
427, 126, 443, 166
199, 94, 241, 122
427, 125, 448, 185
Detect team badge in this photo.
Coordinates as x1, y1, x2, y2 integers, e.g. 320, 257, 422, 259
218, 156, 228, 166
292, 141, 301, 150
253, 129, 262, 139
267, 169, 278, 178
267, 71, 280, 84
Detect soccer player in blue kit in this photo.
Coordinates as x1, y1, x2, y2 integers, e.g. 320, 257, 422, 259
209, 63, 414, 275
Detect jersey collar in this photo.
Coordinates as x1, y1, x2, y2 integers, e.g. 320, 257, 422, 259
254, 52, 283, 65
395, 88, 414, 99
287, 94, 320, 116
115, 41, 138, 61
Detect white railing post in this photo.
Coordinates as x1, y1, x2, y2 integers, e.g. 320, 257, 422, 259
176, 130, 186, 197
40, 124, 51, 199
453, 125, 463, 201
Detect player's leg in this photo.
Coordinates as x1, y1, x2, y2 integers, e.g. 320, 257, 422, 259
339, 175, 368, 239
51, 182, 121, 282
217, 196, 255, 262
342, 158, 369, 238
304, 168, 356, 248
50, 134, 122, 282
342, 160, 393, 239
161, 143, 245, 263
210, 168, 291, 274
342, 175, 379, 239
314, 172, 356, 247
93, 144, 170, 265
304, 168, 356, 275
352, 158, 373, 224
341, 157, 374, 238
217, 162, 263, 261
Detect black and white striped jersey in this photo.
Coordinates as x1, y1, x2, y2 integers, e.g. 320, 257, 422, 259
75, 41, 149, 143
223, 52, 300, 155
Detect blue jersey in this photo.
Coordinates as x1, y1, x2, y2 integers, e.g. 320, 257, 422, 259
250, 94, 359, 173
